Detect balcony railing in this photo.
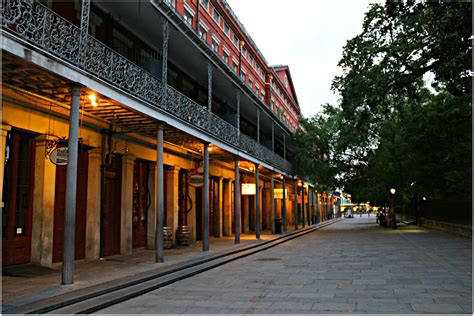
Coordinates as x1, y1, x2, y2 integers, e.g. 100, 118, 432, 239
1, 0, 292, 173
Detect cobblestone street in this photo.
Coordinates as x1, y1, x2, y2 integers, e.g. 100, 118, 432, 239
99, 218, 472, 314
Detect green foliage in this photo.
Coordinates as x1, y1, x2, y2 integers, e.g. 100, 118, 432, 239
296, 1, 471, 205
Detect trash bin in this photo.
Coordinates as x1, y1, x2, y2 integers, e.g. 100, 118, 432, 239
274, 218, 282, 234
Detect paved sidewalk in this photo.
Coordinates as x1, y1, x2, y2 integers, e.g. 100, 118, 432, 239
2, 229, 293, 309
99, 218, 472, 314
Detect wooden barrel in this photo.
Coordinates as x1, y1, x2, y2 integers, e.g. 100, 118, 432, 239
176, 225, 191, 246
163, 226, 173, 249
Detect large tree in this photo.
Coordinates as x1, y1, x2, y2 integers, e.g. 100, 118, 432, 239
295, 1, 471, 224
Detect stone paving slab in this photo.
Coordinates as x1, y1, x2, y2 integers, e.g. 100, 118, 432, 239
96, 217, 472, 314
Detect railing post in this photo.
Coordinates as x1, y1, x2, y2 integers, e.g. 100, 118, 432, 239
62, 84, 82, 285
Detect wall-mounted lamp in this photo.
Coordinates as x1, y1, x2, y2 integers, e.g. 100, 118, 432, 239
390, 188, 396, 195
89, 93, 98, 107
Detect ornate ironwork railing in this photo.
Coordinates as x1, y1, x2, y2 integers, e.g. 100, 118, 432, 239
1, 0, 292, 173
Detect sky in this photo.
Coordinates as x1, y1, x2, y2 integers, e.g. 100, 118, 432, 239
226, 0, 375, 118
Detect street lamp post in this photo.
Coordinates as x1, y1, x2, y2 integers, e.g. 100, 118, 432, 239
389, 188, 397, 229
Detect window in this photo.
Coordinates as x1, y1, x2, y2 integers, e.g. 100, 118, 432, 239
223, 50, 229, 64
164, 0, 176, 8
240, 69, 246, 81
242, 47, 247, 58
212, 36, 219, 53
183, 9, 193, 27
255, 84, 260, 96
232, 60, 238, 73
199, 24, 208, 41
248, 77, 253, 89
224, 23, 230, 37
256, 64, 260, 73
284, 74, 289, 88
233, 34, 239, 48
212, 7, 220, 24
200, 0, 209, 11
249, 55, 254, 67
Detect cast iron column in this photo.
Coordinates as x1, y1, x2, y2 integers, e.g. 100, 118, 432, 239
294, 180, 298, 230
156, 124, 164, 263
78, 0, 90, 66
207, 61, 213, 112
302, 185, 305, 228
255, 163, 260, 239
62, 84, 82, 285
161, 20, 170, 85
256, 109, 260, 143
234, 157, 241, 243
271, 172, 275, 234
203, 142, 210, 251
282, 176, 287, 232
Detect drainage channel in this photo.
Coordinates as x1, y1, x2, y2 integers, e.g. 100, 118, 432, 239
18, 219, 341, 314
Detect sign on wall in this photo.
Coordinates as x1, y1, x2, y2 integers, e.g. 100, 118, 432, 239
188, 172, 204, 188
274, 188, 286, 199
49, 147, 68, 165
241, 183, 256, 195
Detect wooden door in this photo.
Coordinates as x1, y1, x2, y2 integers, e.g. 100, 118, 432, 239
132, 161, 149, 248
52, 150, 88, 263
2, 132, 35, 266
103, 156, 121, 256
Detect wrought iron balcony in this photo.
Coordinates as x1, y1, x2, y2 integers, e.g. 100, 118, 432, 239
1, 0, 293, 173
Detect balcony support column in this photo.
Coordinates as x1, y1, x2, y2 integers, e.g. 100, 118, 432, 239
271, 123, 274, 152
208, 61, 213, 112
282, 176, 287, 232
256, 109, 260, 143
271, 172, 275, 234
234, 157, 241, 243
203, 142, 210, 251
255, 164, 260, 240
294, 180, 298, 230
62, 84, 82, 285
302, 185, 305, 228
236, 91, 241, 133
283, 133, 286, 160
161, 20, 170, 86
156, 124, 165, 263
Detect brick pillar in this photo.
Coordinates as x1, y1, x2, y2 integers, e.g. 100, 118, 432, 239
223, 179, 232, 236
120, 154, 135, 255
147, 164, 156, 249
31, 135, 56, 267
0, 124, 12, 208
85, 148, 101, 259
166, 166, 179, 245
